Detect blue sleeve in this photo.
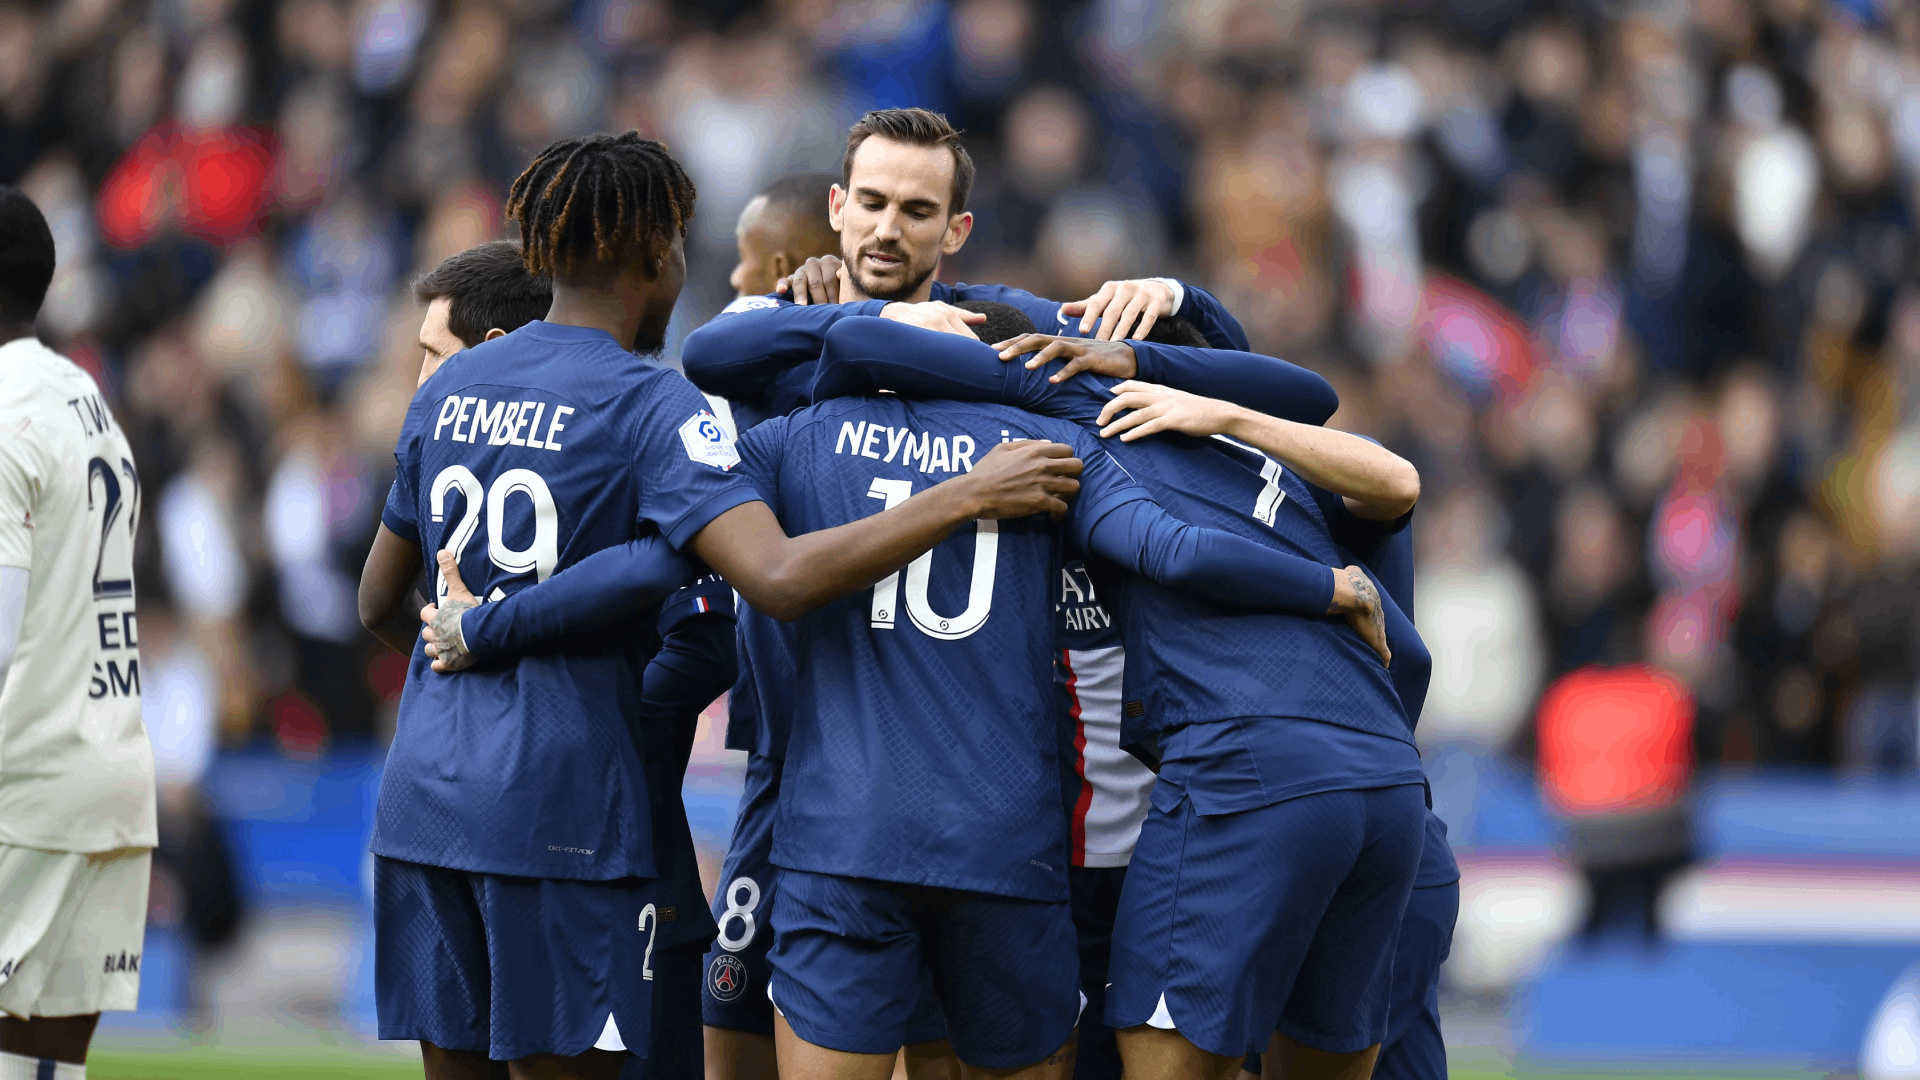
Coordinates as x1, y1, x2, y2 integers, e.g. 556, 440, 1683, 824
1082, 498, 1337, 615
638, 611, 737, 726
1174, 283, 1251, 351
630, 372, 765, 549
1128, 341, 1339, 426
381, 478, 418, 544
656, 573, 736, 635
458, 535, 697, 660
813, 317, 1094, 421
1359, 518, 1420, 618
681, 297, 889, 400
381, 398, 431, 542
947, 281, 1071, 335
735, 415, 791, 510
1059, 426, 1333, 614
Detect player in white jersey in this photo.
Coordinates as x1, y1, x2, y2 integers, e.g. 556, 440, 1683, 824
0, 187, 154, 1080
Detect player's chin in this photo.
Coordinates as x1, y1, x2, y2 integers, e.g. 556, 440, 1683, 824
854, 268, 906, 300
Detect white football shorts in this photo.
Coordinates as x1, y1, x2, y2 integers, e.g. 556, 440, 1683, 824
0, 843, 151, 1018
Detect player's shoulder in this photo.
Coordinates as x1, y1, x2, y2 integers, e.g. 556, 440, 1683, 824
779, 394, 871, 436
0, 337, 81, 399
717, 293, 788, 316
0, 339, 106, 436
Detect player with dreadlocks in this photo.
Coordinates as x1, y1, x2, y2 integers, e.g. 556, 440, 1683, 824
358, 130, 1088, 1080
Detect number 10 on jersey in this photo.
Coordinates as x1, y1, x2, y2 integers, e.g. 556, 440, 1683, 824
865, 477, 999, 641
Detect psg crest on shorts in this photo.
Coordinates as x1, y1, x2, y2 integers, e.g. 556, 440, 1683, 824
707, 952, 748, 1002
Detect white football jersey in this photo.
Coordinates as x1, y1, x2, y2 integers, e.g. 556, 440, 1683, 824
0, 337, 155, 853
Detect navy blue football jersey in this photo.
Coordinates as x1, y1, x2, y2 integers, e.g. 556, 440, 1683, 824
736, 397, 1156, 901
376, 320, 760, 880
811, 320, 1411, 751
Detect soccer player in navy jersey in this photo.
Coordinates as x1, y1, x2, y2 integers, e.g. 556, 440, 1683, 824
814, 327, 1428, 1080
704, 172, 956, 1080
354, 131, 1087, 1080
678, 108, 1252, 415
402, 237, 747, 1080
1091, 385, 1460, 1080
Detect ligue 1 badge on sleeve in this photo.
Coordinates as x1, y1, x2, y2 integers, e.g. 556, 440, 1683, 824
707, 952, 748, 1002
679, 410, 741, 470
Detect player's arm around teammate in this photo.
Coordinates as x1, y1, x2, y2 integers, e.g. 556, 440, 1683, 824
1094, 383, 1420, 521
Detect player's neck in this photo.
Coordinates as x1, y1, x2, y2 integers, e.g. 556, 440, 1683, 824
544, 281, 645, 350
0, 322, 34, 347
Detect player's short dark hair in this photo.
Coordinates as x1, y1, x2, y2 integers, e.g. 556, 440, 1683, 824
1144, 314, 1209, 349
507, 130, 697, 282
842, 108, 975, 215
956, 301, 1034, 346
0, 186, 55, 324
413, 240, 554, 348
756, 171, 839, 258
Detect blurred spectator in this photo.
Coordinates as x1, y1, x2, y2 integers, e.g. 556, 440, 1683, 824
1537, 664, 1696, 943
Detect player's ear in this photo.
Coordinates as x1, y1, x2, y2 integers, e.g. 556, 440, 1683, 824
941, 210, 973, 256
828, 185, 847, 231
769, 251, 794, 282
483, 328, 507, 341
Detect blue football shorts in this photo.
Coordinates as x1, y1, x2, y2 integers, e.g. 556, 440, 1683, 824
617, 940, 706, 1080
701, 755, 944, 1045
767, 868, 1079, 1069
1105, 783, 1426, 1057
373, 855, 662, 1062
1371, 880, 1459, 1080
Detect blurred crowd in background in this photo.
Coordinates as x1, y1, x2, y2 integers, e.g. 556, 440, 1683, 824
3, 0, 1919, 925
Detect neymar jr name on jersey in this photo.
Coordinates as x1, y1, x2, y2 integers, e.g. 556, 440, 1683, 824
831, 419, 984, 475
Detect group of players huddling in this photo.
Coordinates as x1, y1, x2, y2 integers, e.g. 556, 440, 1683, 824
0, 103, 1456, 1080
356, 106, 1459, 1080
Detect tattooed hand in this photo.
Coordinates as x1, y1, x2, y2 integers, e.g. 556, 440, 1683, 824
1327, 564, 1391, 668
420, 550, 481, 673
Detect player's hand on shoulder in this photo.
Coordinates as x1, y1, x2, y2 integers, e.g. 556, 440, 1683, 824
1062, 278, 1179, 341
777, 255, 846, 305
1327, 564, 1391, 668
1097, 380, 1241, 442
992, 334, 1137, 383
958, 440, 1084, 521
879, 300, 986, 338
420, 550, 481, 673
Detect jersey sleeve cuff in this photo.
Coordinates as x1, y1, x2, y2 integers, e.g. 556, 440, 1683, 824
1151, 277, 1187, 315
662, 483, 765, 551
1129, 340, 1169, 385
381, 507, 421, 545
